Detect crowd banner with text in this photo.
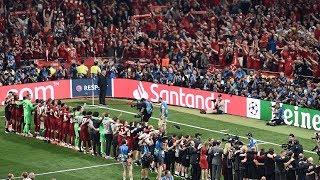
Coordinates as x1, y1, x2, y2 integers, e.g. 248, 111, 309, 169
71, 78, 112, 98
113, 79, 247, 116
0, 80, 71, 105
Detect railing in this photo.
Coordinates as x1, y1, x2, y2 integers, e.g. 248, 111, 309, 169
18, 57, 320, 83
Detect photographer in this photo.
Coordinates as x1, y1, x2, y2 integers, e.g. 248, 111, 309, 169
200, 94, 224, 114
140, 98, 153, 123
267, 102, 285, 126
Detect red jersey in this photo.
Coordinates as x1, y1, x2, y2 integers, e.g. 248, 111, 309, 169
58, 44, 68, 59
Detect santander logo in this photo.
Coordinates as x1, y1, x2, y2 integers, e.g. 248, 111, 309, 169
133, 81, 149, 100
131, 81, 228, 110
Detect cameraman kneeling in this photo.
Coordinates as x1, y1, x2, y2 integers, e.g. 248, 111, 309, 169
200, 95, 224, 114
267, 102, 285, 126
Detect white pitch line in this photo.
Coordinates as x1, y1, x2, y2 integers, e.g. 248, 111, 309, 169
87, 105, 317, 155
257, 142, 269, 145
0, 162, 120, 180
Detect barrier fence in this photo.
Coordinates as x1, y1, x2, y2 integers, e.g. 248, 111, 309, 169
0, 78, 319, 131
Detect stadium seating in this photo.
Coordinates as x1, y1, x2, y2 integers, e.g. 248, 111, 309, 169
0, 0, 319, 109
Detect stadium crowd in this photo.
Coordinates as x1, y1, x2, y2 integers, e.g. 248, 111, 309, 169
4, 92, 320, 180
0, 0, 319, 109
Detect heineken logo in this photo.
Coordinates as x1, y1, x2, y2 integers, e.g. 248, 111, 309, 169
281, 106, 320, 131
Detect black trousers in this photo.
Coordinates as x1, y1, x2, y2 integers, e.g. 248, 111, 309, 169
234, 170, 243, 180
191, 163, 201, 180
112, 135, 118, 158
91, 133, 101, 156
99, 88, 106, 105
105, 134, 113, 156
265, 172, 275, 180
275, 172, 286, 180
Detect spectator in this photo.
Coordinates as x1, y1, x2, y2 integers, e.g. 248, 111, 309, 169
90, 61, 101, 77
76, 60, 88, 78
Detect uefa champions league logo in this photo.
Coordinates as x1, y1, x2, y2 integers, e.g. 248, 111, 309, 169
248, 101, 259, 115
75, 85, 83, 92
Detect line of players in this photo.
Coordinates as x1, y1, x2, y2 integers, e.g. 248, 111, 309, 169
4, 92, 105, 152
4, 93, 169, 155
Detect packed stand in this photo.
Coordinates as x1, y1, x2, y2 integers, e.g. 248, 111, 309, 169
0, 0, 319, 108
4, 92, 320, 180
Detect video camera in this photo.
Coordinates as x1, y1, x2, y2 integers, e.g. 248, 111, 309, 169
130, 99, 145, 118
281, 143, 290, 150
130, 99, 144, 111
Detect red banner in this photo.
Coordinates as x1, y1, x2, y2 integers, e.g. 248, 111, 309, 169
0, 80, 71, 105
113, 79, 246, 116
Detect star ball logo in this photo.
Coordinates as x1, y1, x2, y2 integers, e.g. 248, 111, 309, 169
76, 85, 83, 92
248, 101, 259, 115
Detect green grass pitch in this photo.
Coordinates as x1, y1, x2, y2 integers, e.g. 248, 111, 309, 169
0, 98, 318, 180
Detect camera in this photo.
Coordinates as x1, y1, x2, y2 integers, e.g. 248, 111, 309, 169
130, 99, 144, 118
130, 99, 144, 110
281, 143, 289, 150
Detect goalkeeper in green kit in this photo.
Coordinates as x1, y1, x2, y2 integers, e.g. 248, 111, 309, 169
21, 94, 37, 137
